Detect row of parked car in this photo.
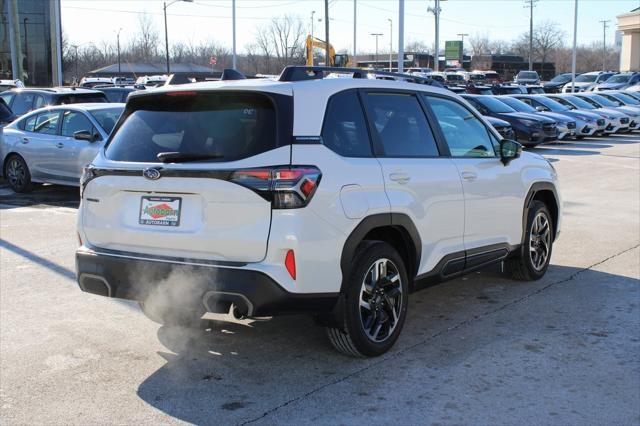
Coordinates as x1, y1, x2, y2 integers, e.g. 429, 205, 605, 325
0, 71, 638, 193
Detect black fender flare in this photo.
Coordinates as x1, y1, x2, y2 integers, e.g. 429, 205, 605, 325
522, 181, 560, 243
339, 213, 421, 293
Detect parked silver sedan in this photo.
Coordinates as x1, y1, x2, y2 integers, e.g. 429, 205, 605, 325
1, 103, 124, 192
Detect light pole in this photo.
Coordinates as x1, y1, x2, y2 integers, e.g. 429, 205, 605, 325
570, 0, 577, 93
324, 0, 330, 66
427, 0, 443, 71
232, 0, 237, 69
353, 0, 357, 64
116, 28, 122, 74
163, 0, 193, 74
524, 0, 538, 71
457, 33, 468, 66
22, 18, 28, 68
398, 0, 404, 73
599, 19, 610, 71
371, 33, 382, 67
310, 10, 315, 66
388, 18, 392, 71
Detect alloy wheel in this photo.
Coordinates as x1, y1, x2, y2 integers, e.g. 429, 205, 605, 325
529, 212, 551, 271
359, 258, 403, 343
7, 158, 25, 189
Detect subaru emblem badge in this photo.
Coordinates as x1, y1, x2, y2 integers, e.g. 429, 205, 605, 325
143, 168, 161, 180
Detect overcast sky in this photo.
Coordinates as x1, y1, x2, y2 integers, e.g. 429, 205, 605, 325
61, 0, 638, 54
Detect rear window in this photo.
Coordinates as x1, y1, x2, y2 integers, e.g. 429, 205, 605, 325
56, 93, 107, 105
105, 91, 283, 163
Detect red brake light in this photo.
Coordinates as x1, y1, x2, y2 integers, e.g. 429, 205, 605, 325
285, 250, 296, 280
166, 91, 198, 97
230, 166, 321, 209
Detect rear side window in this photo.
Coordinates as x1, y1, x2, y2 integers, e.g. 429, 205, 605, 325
34, 111, 60, 135
363, 92, 439, 157
33, 95, 46, 109
0, 92, 14, 106
321, 90, 372, 157
106, 92, 280, 163
12, 93, 36, 115
425, 96, 497, 158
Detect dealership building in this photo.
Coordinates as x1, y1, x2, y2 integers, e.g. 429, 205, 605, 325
617, 7, 640, 71
1, 0, 63, 86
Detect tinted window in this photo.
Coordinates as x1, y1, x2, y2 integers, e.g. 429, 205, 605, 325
425, 96, 497, 158
23, 115, 37, 132
34, 111, 60, 135
364, 93, 439, 157
61, 111, 94, 137
498, 96, 536, 113
106, 92, 279, 163
0, 92, 14, 106
33, 95, 46, 109
0, 98, 14, 122
12, 93, 36, 115
474, 96, 515, 113
321, 90, 372, 157
101, 90, 124, 103
90, 107, 124, 134
56, 93, 107, 105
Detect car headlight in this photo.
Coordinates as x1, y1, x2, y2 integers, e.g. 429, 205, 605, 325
518, 119, 540, 127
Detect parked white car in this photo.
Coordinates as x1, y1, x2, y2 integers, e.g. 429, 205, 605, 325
75, 67, 561, 357
1, 103, 124, 191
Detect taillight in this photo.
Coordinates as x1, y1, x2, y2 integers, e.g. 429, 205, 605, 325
230, 166, 321, 209
79, 166, 96, 198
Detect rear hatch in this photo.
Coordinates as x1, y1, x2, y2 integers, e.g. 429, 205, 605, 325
81, 89, 294, 263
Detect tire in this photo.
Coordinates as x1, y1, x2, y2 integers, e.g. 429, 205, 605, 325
326, 241, 409, 357
505, 200, 553, 281
4, 155, 33, 193
138, 301, 206, 328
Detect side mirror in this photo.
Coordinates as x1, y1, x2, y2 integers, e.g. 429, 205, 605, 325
73, 130, 98, 142
500, 139, 522, 165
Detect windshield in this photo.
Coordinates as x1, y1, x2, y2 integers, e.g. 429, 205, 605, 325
575, 74, 597, 83
498, 97, 536, 113
614, 93, 640, 105
446, 74, 464, 82
501, 87, 526, 94
598, 94, 624, 106
560, 95, 595, 109
476, 96, 516, 113
105, 92, 283, 163
534, 96, 569, 112
588, 94, 618, 107
90, 107, 124, 134
551, 74, 571, 83
517, 71, 538, 79
605, 74, 630, 83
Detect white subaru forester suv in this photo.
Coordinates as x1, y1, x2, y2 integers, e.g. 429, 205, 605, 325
76, 67, 561, 357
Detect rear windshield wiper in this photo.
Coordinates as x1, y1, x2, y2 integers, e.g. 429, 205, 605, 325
157, 152, 224, 163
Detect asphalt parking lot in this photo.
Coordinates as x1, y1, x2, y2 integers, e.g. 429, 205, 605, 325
1, 133, 639, 425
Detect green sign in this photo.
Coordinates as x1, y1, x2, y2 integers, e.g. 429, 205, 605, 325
445, 40, 463, 61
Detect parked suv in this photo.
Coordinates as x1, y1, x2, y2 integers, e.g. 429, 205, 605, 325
514, 70, 540, 85
75, 67, 561, 357
0, 88, 107, 117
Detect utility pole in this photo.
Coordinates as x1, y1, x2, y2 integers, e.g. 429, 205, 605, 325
457, 33, 468, 66
427, 0, 442, 72
524, 0, 538, 71
457, 33, 468, 45
371, 33, 382, 67
570, 0, 578, 93
324, 0, 330, 66
310, 11, 315, 66
599, 19, 610, 71
388, 18, 393, 71
398, 0, 404, 73
353, 0, 357, 64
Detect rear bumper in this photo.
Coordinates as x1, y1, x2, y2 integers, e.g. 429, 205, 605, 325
75, 247, 338, 317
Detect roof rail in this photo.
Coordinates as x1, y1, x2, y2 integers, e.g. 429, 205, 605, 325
278, 66, 442, 87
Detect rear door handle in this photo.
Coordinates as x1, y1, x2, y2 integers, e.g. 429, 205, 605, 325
461, 171, 478, 182
56, 142, 64, 148
389, 172, 411, 184
21, 137, 29, 144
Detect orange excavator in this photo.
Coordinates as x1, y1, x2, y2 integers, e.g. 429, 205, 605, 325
306, 35, 350, 67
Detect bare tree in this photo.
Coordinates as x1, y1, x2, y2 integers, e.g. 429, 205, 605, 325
405, 40, 430, 54
468, 32, 490, 56
533, 20, 565, 67
253, 15, 305, 73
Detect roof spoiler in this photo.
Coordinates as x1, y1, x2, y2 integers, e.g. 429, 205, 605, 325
221, 69, 246, 81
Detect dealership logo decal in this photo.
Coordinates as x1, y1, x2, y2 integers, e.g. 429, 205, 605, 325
143, 203, 179, 219
143, 168, 161, 180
